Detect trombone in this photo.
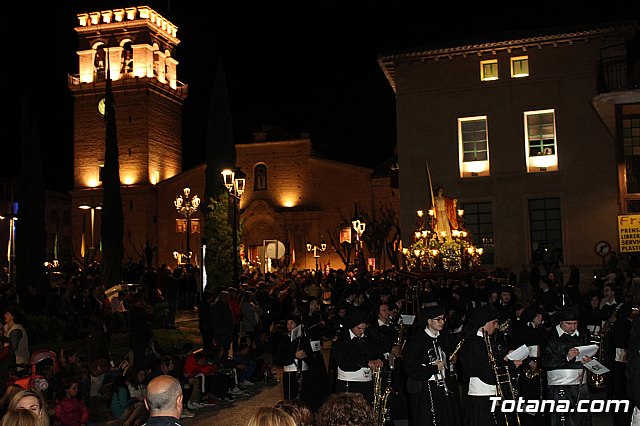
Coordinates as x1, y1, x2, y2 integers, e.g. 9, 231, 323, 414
483, 330, 520, 426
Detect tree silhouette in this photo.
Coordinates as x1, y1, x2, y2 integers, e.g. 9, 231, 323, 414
100, 73, 124, 286
204, 61, 237, 291
16, 95, 47, 302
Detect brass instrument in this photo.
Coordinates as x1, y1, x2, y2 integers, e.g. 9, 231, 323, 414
428, 341, 452, 395
449, 336, 464, 363
483, 330, 521, 426
522, 346, 541, 379
395, 316, 406, 353
589, 303, 621, 390
498, 319, 511, 332
372, 367, 393, 426
523, 362, 541, 379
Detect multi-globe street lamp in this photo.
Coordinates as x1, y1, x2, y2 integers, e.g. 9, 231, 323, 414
351, 211, 366, 268
306, 240, 327, 271
222, 169, 246, 286
174, 187, 200, 265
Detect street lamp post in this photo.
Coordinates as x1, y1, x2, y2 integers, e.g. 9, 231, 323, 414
351, 213, 366, 269
222, 169, 246, 286
174, 187, 200, 266
79, 203, 102, 258
306, 240, 327, 271
0, 214, 17, 284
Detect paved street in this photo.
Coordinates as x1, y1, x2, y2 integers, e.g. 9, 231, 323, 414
181, 375, 283, 426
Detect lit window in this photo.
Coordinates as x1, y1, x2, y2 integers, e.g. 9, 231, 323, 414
458, 116, 490, 177
511, 56, 529, 78
480, 59, 498, 81
524, 110, 558, 173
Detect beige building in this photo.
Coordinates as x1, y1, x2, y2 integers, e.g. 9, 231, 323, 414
379, 21, 640, 282
67, 6, 399, 276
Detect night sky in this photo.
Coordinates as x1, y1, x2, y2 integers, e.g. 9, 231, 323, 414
2, 2, 639, 193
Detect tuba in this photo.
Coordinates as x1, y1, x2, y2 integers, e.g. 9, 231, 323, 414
483, 330, 521, 426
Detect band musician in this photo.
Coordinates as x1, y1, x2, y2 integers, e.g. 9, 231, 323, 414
509, 306, 547, 426
541, 305, 592, 426
459, 304, 522, 426
274, 315, 314, 406
368, 301, 409, 425
331, 311, 384, 403
404, 305, 462, 426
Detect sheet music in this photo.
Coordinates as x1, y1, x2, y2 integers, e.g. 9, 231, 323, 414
584, 359, 609, 375
291, 324, 302, 342
506, 344, 529, 361
575, 344, 598, 359
401, 314, 416, 325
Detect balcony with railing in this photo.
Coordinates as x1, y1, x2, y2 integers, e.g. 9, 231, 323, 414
597, 54, 640, 93
68, 71, 189, 98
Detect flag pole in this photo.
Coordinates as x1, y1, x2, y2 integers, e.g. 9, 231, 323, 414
425, 161, 436, 211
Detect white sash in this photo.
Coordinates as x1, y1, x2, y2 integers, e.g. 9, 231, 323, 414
468, 377, 496, 396
283, 360, 308, 372
547, 369, 586, 386
337, 367, 372, 382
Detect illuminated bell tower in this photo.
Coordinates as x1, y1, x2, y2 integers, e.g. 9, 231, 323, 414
68, 6, 188, 263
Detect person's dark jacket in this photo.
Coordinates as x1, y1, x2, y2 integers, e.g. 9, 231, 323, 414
143, 415, 182, 425
209, 299, 233, 333
625, 317, 640, 409
128, 304, 152, 343
164, 271, 180, 300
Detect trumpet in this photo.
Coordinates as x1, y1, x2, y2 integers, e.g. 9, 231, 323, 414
428, 341, 452, 395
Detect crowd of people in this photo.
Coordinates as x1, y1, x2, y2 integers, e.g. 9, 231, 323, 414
0, 255, 640, 425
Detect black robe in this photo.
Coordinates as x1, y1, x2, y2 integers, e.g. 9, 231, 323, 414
404, 328, 462, 426
331, 329, 384, 404
304, 312, 330, 411
369, 319, 409, 422
509, 322, 548, 426
541, 327, 592, 426
460, 331, 519, 426
274, 331, 314, 406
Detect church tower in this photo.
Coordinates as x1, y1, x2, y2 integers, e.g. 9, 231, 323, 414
68, 6, 187, 263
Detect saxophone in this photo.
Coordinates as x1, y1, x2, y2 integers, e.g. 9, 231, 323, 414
589, 303, 621, 390
449, 336, 464, 363
372, 367, 393, 426
395, 316, 405, 353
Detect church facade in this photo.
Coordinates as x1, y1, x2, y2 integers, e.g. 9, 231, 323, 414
68, 6, 400, 276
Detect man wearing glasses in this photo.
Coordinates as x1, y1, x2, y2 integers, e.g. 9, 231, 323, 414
404, 305, 462, 426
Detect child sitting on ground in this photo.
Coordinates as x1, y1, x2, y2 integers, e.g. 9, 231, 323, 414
233, 342, 257, 386
183, 349, 228, 407
110, 374, 146, 426
55, 378, 90, 426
